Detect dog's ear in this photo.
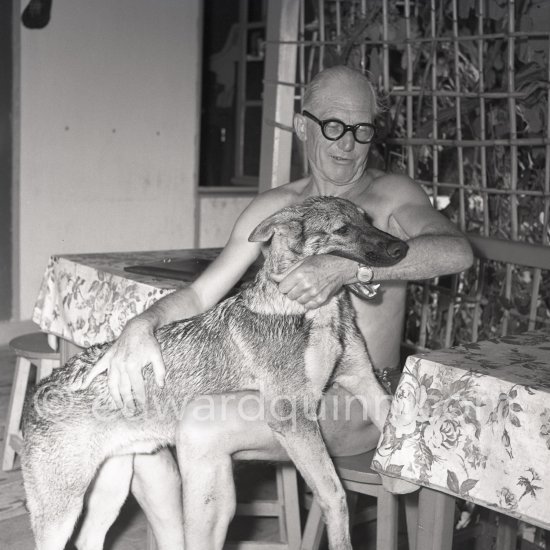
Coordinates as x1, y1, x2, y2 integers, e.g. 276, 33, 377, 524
248, 208, 302, 243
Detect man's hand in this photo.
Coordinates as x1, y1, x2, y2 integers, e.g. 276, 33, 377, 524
270, 254, 356, 310
81, 319, 165, 409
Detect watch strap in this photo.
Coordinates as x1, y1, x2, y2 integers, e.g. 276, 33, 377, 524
347, 282, 381, 300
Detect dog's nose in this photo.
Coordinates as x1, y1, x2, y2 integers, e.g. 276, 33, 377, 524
386, 240, 408, 260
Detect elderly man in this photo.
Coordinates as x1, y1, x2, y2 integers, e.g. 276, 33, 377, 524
81, 66, 473, 550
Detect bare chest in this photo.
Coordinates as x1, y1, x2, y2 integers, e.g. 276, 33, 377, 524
351, 283, 407, 370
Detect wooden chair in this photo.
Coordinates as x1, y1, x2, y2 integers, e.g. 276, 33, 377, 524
1, 332, 60, 471
301, 449, 412, 550
147, 462, 302, 550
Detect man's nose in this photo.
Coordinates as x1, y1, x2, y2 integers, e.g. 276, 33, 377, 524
337, 130, 355, 152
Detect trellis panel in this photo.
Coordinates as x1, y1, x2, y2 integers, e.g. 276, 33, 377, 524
260, 0, 550, 348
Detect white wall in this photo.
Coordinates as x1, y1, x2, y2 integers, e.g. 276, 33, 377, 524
17, 0, 202, 317
198, 193, 256, 248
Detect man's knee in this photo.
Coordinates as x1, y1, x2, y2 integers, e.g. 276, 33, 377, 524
177, 395, 243, 455
176, 392, 276, 458
177, 409, 220, 457
89, 455, 133, 500
317, 385, 380, 456
133, 448, 180, 494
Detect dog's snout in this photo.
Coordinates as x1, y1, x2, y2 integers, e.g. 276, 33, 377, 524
387, 240, 408, 260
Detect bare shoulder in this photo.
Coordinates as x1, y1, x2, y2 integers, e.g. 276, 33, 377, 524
191, 180, 310, 306
231, 179, 309, 240
363, 170, 462, 239
370, 171, 431, 208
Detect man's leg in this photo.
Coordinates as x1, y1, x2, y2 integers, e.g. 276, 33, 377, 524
175, 392, 282, 550
75, 456, 134, 550
132, 449, 185, 550
175, 386, 379, 550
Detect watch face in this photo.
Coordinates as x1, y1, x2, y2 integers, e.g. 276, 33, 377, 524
357, 265, 373, 284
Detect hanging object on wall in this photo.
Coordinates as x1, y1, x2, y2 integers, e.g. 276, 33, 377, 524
22, 0, 52, 29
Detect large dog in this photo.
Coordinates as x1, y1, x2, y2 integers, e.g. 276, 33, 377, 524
22, 196, 408, 550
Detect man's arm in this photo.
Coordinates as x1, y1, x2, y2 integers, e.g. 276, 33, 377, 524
81, 195, 278, 408
371, 194, 474, 282
273, 177, 473, 308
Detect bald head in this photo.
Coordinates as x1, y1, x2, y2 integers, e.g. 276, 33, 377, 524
303, 66, 379, 119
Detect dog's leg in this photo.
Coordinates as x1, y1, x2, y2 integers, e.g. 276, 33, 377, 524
332, 329, 392, 432
23, 465, 88, 550
74, 455, 134, 550
32, 507, 83, 550
266, 394, 352, 550
22, 427, 106, 550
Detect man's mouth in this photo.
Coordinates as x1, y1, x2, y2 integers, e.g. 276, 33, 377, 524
330, 155, 353, 163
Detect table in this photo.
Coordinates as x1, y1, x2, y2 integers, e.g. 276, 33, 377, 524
32, 249, 220, 360
373, 331, 550, 548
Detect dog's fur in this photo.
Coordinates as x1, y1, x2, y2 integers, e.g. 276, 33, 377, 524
22, 196, 408, 550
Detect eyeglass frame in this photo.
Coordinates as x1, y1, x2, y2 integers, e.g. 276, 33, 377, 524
302, 110, 377, 144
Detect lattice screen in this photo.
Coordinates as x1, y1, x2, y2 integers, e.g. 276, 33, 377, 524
263, 0, 550, 350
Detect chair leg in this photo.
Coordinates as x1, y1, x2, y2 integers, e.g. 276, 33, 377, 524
404, 491, 419, 550
495, 514, 518, 550
346, 492, 358, 527
2, 357, 31, 471
301, 498, 325, 550
301, 490, 398, 550
146, 524, 157, 550
416, 488, 454, 550
376, 488, 399, 550
278, 464, 302, 549
36, 358, 59, 381
276, 465, 288, 542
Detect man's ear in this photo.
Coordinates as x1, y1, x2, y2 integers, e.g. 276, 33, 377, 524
293, 113, 307, 142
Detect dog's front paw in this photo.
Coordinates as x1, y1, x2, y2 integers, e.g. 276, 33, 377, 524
380, 473, 419, 494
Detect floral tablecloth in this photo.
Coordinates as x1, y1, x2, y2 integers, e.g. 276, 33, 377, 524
373, 331, 550, 530
32, 249, 220, 347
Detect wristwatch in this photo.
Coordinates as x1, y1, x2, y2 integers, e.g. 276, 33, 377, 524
356, 264, 374, 284
348, 263, 379, 300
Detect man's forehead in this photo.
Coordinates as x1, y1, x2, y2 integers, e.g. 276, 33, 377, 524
316, 102, 372, 120
313, 86, 373, 118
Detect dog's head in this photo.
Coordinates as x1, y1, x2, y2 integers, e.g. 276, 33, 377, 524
248, 196, 408, 270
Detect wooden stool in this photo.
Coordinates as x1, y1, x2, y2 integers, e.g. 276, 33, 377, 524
147, 462, 302, 549
1, 332, 60, 471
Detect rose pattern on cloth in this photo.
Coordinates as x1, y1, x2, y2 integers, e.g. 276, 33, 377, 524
540, 408, 550, 450
373, 331, 550, 530
32, 250, 220, 348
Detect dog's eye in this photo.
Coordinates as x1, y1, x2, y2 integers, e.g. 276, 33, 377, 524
334, 225, 349, 236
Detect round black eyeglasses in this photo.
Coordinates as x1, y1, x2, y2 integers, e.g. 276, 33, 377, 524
302, 110, 376, 144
